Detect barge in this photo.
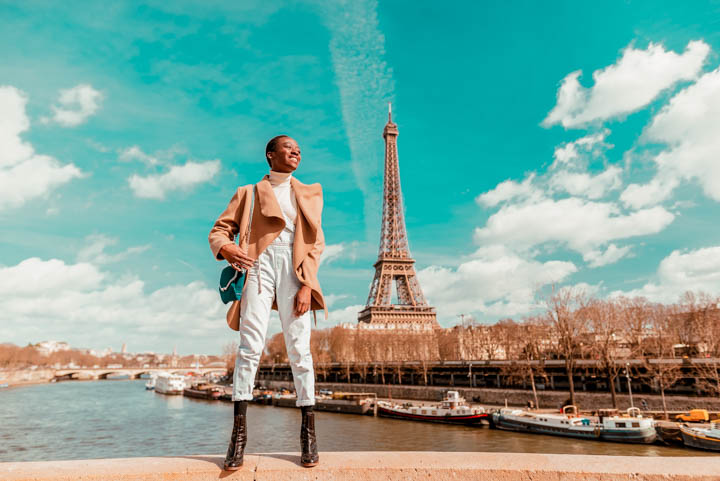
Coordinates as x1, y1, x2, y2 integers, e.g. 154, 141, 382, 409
680, 423, 720, 451
377, 391, 487, 425
492, 405, 656, 444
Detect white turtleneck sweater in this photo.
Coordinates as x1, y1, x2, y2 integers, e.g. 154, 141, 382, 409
268, 170, 297, 243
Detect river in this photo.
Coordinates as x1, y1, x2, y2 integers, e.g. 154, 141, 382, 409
0, 379, 712, 462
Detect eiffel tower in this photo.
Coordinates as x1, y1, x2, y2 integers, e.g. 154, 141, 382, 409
358, 105, 438, 329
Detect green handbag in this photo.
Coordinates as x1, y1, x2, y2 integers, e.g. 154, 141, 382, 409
218, 185, 255, 304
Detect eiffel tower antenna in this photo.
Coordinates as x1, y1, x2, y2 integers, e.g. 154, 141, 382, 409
358, 107, 438, 329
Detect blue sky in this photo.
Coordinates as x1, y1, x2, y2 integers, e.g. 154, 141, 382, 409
2, 1, 720, 355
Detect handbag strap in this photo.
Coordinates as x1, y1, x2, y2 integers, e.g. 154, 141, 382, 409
239, 184, 255, 249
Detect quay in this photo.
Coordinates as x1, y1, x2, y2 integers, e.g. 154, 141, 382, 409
2, 452, 720, 480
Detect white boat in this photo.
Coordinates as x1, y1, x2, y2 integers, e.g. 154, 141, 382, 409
680, 422, 720, 451
598, 407, 656, 443
377, 391, 488, 425
492, 405, 656, 444
492, 405, 599, 439
144, 373, 157, 390
154, 372, 185, 395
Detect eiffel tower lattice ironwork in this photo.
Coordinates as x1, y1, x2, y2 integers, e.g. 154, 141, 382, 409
358, 105, 438, 329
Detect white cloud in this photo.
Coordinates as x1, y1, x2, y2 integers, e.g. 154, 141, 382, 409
119, 146, 159, 165
616, 246, 720, 302
0, 86, 83, 210
76, 234, 150, 265
582, 243, 632, 268
620, 175, 679, 209
0, 258, 104, 295
0, 87, 33, 167
622, 67, 720, 208
543, 41, 709, 128
44, 84, 103, 127
550, 166, 622, 199
474, 197, 674, 259
418, 245, 577, 323
327, 303, 363, 325
476, 174, 538, 207
323, 293, 349, 308
128, 160, 220, 199
320, 243, 345, 265
0, 257, 226, 354
550, 130, 610, 169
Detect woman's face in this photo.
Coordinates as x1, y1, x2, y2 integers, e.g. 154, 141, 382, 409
269, 137, 301, 173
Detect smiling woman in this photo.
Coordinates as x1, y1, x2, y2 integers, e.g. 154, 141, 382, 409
208, 134, 326, 470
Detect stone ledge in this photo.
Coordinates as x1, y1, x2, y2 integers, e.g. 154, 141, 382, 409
1, 451, 720, 480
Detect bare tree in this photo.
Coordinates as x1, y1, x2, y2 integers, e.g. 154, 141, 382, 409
681, 292, 720, 396
644, 302, 684, 419
587, 299, 624, 408
543, 285, 590, 407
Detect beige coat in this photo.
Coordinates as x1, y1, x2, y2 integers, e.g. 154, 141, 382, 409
209, 175, 327, 330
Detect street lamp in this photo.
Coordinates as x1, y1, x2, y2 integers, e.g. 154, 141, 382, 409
625, 362, 634, 409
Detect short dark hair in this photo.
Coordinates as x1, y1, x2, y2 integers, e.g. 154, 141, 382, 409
265, 135, 290, 167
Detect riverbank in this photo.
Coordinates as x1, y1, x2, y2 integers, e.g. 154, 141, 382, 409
261, 380, 720, 412
2, 452, 720, 480
6, 371, 720, 412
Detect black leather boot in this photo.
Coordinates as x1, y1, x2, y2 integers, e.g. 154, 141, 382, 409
300, 405, 319, 467
223, 401, 247, 471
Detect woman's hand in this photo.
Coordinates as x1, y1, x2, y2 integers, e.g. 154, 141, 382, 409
294, 285, 312, 317
219, 244, 255, 271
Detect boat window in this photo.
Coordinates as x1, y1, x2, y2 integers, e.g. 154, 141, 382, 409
432, 410, 437, 415
616, 422, 626, 428
632, 422, 640, 428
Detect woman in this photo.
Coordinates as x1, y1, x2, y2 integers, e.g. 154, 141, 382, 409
208, 135, 326, 470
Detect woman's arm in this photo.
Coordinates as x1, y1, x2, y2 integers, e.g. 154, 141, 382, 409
208, 187, 255, 270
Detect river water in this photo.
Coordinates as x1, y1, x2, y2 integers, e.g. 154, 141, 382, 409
0, 379, 712, 462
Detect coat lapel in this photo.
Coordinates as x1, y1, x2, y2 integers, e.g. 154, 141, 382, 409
256, 176, 284, 222
291, 177, 321, 235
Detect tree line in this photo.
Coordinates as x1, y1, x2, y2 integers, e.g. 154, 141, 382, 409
0, 344, 221, 370
253, 288, 720, 416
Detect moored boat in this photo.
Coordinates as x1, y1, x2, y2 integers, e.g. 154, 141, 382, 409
252, 389, 274, 405
316, 392, 374, 415
599, 407, 656, 444
272, 393, 298, 408
144, 374, 156, 390
680, 422, 720, 451
492, 405, 599, 440
492, 405, 656, 444
377, 391, 487, 425
154, 372, 185, 395
183, 383, 223, 400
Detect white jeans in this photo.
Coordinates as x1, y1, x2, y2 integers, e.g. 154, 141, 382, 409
232, 242, 315, 406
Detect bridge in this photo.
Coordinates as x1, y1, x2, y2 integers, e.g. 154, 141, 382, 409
53, 367, 227, 381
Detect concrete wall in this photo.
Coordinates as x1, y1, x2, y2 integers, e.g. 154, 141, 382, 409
0, 368, 55, 385
2, 452, 719, 480
264, 380, 720, 411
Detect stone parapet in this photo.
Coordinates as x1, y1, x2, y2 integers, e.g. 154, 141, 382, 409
2, 452, 719, 480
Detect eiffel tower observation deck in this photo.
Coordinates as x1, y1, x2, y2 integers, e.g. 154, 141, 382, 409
358, 105, 438, 329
